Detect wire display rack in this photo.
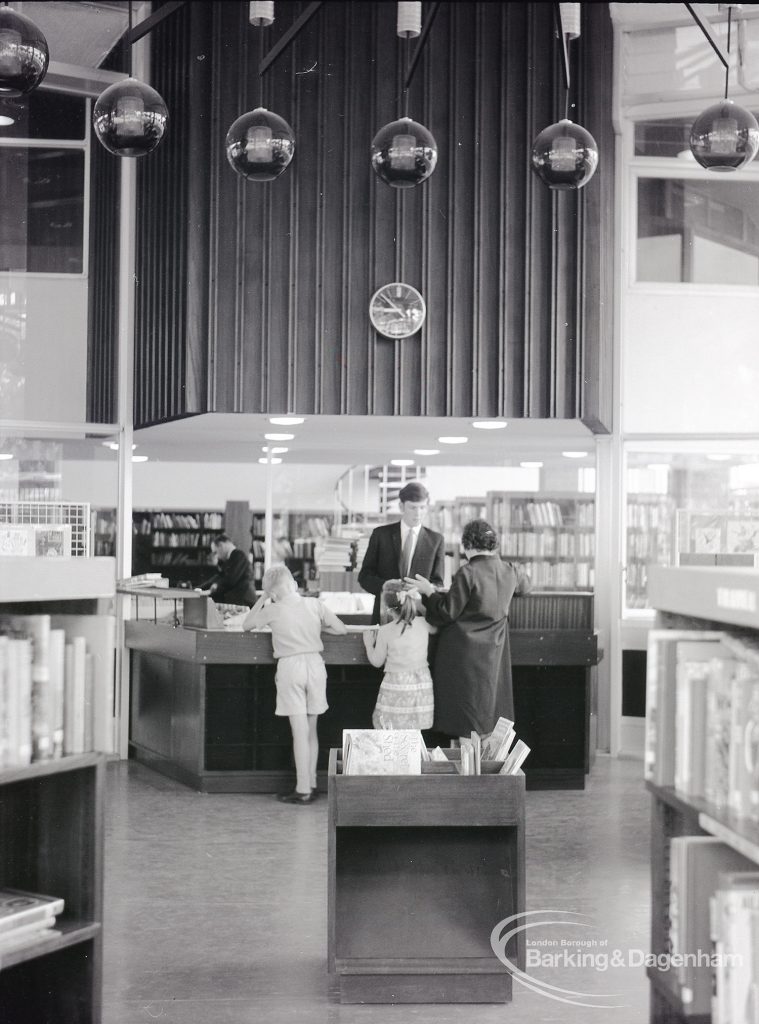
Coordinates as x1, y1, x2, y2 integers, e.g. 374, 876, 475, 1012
0, 501, 91, 557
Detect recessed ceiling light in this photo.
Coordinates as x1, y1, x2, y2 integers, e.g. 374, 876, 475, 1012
706, 453, 731, 461
562, 451, 588, 459
390, 459, 415, 467
414, 449, 440, 456
0, 453, 13, 461
264, 433, 295, 441
472, 420, 507, 430
259, 456, 283, 465
520, 461, 543, 468
438, 436, 468, 444
132, 455, 149, 463
102, 442, 137, 451
269, 416, 305, 425
262, 446, 288, 454
645, 463, 670, 471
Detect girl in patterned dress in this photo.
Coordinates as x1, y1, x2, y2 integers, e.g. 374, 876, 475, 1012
362, 580, 436, 729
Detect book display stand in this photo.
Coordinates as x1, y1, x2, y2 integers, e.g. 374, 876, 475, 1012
327, 749, 525, 1004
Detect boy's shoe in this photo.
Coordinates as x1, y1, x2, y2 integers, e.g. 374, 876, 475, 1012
278, 790, 315, 804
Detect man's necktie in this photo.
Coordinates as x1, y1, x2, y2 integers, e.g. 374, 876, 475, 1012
401, 529, 414, 578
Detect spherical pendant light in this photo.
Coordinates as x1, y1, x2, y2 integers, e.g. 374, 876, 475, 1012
371, 117, 437, 188
689, 99, 759, 172
531, 118, 598, 190
0, 6, 49, 97
225, 107, 295, 182
93, 78, 169, 157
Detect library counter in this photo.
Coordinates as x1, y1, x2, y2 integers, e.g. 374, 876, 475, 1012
126, 620, 600, 792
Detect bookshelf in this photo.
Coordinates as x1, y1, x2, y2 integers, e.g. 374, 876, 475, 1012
645, 565, 759, 1024
132, 510, 224, 586
625, 494, 675, 610
487, 492, 595, 591
327, 749, 525, 1003
0, 557, 112, 1023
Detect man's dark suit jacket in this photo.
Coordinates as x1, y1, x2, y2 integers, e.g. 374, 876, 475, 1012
358, 522, 446, 623
201, 547, 257, 606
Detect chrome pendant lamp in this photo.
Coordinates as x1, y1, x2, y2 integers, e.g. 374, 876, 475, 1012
93, 1, 168, 157
371, 2, 439, 189
688, 5, 759, 172
226, 2, 295, 182
0, 4, 49, 97
531, 3, 599, 191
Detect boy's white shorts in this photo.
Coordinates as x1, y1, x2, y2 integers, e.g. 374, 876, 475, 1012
275, 652, 328, 716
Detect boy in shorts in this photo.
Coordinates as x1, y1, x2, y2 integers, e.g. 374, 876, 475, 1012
243, 565, 346, 803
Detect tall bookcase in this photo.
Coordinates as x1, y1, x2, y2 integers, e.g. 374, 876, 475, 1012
0, 557, 112, 1023
132, 510, 224, 585
487, 492, 595, 591
646, 565, 759, 1024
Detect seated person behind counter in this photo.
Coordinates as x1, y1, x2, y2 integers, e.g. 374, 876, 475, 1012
198, 534, 257, 607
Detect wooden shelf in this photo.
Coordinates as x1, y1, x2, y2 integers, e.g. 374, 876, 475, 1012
0, 920, 101, 972
0, 752, 101, 787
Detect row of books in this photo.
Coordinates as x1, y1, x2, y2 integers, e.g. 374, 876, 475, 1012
501, 532, 595, 557
151, 531, 221, 547
0, 888, 64, 964
645, 629, 759, 818
502, 560, 594, 589
144, 512, 224, 529
668, 836, 759, 1020
341, 719, 530, 776
0, 613, 113, 768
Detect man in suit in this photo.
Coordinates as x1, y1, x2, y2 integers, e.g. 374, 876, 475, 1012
358, 482, 446, 623
199, 534, 257, 606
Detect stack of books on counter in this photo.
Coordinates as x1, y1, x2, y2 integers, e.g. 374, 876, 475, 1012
0, 889, 64, 963
341, 718, 530, 776
314, 537, 354, 572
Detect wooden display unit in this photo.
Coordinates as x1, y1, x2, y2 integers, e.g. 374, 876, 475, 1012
327, 749, 525, 1004
0, 557, 112, 1023
646, 565, 759, 1024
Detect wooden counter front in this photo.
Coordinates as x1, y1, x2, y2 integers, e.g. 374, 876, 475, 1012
126, 623, 599, 792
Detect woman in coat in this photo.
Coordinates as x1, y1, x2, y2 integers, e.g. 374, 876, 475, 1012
408, 519, 529, 738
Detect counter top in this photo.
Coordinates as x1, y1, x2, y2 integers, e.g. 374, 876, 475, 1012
125, 621, 600, 667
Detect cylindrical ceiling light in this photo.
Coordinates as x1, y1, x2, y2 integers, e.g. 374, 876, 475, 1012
93, 2, 168, 157
397, 2, 421, 38
0, 6, 49, 97
531, 118, 598, 190
689, 6, 759, 171
559, 3, 581, 40
249, 2, 274, 28
226, 107, 295, 181
371, 116, 437, 188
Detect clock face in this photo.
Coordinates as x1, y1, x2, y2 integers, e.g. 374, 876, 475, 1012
369, 282, 426, 339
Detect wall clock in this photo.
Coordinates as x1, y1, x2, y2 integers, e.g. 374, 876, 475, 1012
369, 282, 426, 339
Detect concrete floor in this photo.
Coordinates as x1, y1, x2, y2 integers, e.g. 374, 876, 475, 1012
102, 755, 651, 1023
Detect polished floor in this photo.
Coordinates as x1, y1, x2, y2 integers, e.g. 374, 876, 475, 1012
103, 755, 651, 1023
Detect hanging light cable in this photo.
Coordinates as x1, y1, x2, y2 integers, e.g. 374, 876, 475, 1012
92, 0, 169, 157
689, 5, 759, 171
0, 2, 49, 96
227, 2, 295, 182
371, 2, 438, 189
531, 3, 598, 191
